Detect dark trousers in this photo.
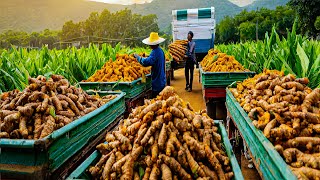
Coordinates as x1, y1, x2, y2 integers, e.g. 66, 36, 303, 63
185, 61, 195, 89
152, 90, 161, 98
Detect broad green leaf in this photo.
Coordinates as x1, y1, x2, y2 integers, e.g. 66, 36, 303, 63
296, 43, 309, 77
0, 69, 23, 91
309, 54, 320, 76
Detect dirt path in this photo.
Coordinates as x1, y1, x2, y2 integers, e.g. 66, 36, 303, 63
170, 68, 206, 112
241, 155, 261, 180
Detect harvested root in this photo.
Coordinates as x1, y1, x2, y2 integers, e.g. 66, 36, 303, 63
229, 70, 320, 179
161, 163, 172, 180
291, 166, 320, 180
283, 148, 320, 169
0, 74, 117, 139
88, 86, 234, 180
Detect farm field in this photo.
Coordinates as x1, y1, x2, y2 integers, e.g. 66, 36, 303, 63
1, 1, 320, 179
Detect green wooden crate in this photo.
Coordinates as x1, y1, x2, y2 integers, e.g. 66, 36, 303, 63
226, 89, 297, 180
216, 120, 244, 180
200, 66, 255, 88
67, 121, 244, 180
0, 91, 126, 179
79, 75, 151, 99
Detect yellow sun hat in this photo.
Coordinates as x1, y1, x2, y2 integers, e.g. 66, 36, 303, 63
142, 32, 166, 45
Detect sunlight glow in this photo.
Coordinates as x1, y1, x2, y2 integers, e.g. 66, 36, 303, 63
87, 0, 154, 5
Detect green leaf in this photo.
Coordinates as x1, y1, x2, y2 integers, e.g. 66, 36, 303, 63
0, 69, 23, 91
296, 43, 310, 77
212, 54, 219, 62
139, 166, 144, 178
309, 54, 320, 77
112, 80, 121, 90
44, 71, 53, 79
49, 106, 56, 117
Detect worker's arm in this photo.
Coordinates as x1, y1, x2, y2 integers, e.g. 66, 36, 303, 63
134, 51, 157, 67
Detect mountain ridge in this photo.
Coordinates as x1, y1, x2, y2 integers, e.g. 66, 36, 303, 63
0, 0, 289, 33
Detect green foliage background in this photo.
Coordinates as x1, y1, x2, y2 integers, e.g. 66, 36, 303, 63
217, 23, 320, 89
0, 9, 159, 49
215, 6, 296, 43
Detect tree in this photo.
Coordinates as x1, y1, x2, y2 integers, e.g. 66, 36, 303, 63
315, 16, 320, 31
275, 6, 296, 35
0, 30, 30, 48
98, 9, 112, 37
215, 5, 296, 44
216, 16, 239, 44
30, 32, 40, 47
0, 8, 159, 48
289, 0, 320, 36
39, 29, 59, 48
239, 22, 256, 41
258, 18, 273, 38
61, 20, 81, 41
159, 31, 171, 47
83, 12, 100, 36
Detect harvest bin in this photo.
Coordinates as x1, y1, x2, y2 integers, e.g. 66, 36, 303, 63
226, 88, 297, 180
67, 121, 244, 180
200, 66, 255, 121
199, 66, 255, 88
0, 91, 126, 180
78, 74, 152, 99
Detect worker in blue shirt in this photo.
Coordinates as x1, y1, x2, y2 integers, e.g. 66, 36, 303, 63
134, 32, 166, 98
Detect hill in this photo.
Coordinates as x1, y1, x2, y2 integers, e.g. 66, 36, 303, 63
0, 0, 289, 33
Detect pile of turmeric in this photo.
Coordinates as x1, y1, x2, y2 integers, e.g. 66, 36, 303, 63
168, 40, 188, 62
201, 49, 249, 72
84, 54, 151, 82
229, 69, 320, 179
0, 75, 117, 139
89, 86, 234, 180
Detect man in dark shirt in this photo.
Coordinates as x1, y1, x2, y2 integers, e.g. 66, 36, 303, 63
184, 31, 196, 92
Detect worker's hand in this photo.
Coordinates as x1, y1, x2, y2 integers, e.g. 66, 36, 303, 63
134, 53, 139, 59
134, 54, 142, 63
184, 55, 188, 60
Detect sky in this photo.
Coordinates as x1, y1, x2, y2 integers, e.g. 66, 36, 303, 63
87, 0, 154, 5
87, 0, 255, 7
228, 0, 255, 7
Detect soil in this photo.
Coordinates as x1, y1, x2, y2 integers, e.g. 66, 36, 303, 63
241, 154, 262, 180
170, 68, 206, 111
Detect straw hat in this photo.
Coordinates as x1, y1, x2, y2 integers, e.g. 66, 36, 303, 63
142, 32, 165, 45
